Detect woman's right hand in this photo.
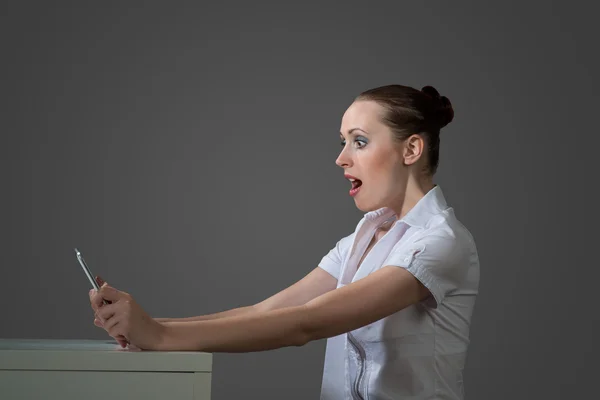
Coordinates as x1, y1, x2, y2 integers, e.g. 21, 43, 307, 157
89, 276, 129, 348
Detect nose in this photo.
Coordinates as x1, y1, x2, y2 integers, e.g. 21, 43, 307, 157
335, 146, 352, 168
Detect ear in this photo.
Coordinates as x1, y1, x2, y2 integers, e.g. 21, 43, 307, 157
403, 134, 426, 166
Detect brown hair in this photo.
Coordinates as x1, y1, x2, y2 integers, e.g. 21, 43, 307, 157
355, 84, 454, 176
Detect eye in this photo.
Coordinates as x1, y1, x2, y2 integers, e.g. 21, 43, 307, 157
340, 138, 368, 148
353, 136, 368, 148
354, 139, 367, 148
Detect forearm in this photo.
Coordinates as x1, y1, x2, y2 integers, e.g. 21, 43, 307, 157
155, 305, 258, 323
157, 305, 313, 352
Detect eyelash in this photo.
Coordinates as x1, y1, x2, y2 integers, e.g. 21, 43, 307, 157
340, 139, 367, 148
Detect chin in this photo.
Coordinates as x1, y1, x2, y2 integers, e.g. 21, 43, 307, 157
354, 199, 379, 213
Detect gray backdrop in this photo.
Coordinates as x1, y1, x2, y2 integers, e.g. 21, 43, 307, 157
1, 1, 597, 399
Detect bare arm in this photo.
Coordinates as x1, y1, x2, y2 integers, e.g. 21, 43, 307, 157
155, 267, 337, 324
156, 266, 431, 352
155, 306, 256, 323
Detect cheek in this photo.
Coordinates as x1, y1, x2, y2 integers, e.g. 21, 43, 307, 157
362, 151, 398, 181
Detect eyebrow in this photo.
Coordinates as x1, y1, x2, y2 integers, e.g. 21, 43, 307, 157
340, 128, 368, 137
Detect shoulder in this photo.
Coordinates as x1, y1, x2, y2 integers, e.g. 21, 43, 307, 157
384, 208, 479, 307
425, 208, 475, 252
395, 207, 477, 268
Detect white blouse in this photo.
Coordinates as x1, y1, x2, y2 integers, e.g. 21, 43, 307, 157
318, 185, 480, 400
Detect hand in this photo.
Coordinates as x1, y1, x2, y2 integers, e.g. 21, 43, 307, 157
88, 276, 128, 348
90, 278, 166, 350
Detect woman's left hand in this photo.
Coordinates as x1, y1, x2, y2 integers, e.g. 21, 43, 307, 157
91, 284, 166, 350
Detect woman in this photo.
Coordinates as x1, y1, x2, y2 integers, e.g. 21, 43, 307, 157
90, 84, 480, 400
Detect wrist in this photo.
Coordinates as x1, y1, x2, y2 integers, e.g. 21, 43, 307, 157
155, 320, 173, 351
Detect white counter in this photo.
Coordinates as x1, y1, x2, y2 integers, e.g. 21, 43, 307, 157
0, 338, 213, 400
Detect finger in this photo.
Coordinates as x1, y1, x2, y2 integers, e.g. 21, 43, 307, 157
98, 323, 127, 347
94, 316, 114, 328
114, 334, 128, 348
97, 285, 122, 304
127, 343, 141, 351
90, 290, 109, 313
103, 313, 121, 333
96, 303, 118, 321
106, 321, 126, 340
89, 275, 107, 301
90, 290, 106, 310
95, 275, 106, 287
89, 288, 97, 306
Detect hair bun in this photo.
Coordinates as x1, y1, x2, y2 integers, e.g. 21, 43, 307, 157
421, 85, 440, 100
421, 85, 454, 128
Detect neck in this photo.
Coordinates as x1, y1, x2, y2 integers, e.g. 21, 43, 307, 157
391, 176, 435, 220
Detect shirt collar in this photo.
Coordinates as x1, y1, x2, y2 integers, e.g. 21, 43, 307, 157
363, 185, 449, 229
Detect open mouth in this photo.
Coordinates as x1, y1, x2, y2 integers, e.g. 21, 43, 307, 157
351, 179, 363, 190
346, 174, 363, 197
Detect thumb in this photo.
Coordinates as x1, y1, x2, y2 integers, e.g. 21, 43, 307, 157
98, 284, 121, 303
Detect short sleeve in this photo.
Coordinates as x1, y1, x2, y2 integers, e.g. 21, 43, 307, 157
384, 230, 469, 308
318, 233, 355, 281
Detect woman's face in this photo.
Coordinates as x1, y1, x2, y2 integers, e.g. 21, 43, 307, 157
336, 100, 412, 212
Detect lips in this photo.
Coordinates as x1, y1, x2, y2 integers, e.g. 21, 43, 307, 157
344, 173, 363, 191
